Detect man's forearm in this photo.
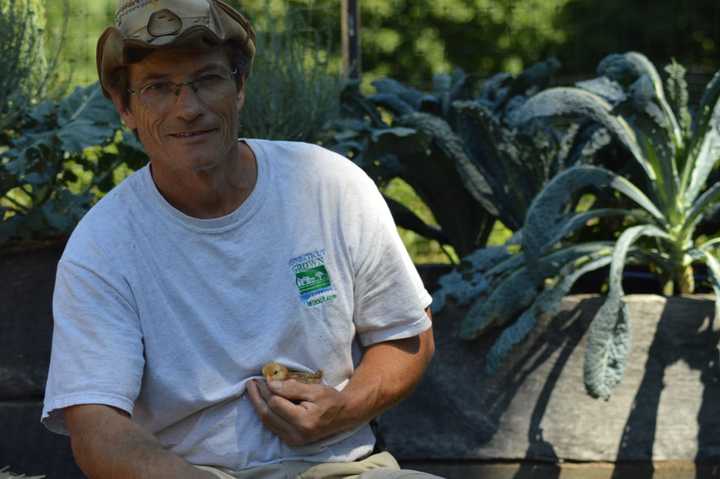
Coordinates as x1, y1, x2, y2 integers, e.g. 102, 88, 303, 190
247, 310, 435, 445
339, 318, 435, 428
65, 405, 213, 479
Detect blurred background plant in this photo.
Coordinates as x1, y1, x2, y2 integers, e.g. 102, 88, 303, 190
0, 0, 344, 248
239, 1, 343, 142
0, 84, 146, 246
10, 0, 720, 264
43, 0, 720, 90
293, 0, 720, 93
0, 0, 67, 134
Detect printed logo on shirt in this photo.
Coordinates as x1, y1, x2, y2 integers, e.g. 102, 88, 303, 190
289, 249, 337, 307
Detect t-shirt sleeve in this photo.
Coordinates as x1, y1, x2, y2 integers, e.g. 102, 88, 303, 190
41, 246, 144, 435
350, 173, 432, 346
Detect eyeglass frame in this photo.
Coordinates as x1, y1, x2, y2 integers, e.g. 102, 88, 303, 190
127, 68, 240, 109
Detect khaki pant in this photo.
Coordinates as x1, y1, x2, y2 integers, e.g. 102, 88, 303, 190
195, 451, 443, 479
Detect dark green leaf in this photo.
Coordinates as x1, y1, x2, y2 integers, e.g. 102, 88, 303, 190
395, 112, 498, 216
371, 78, 424, 109
460, 241, 615, 339
523, 165, 664, 282
576, 77, 626, 104
486, 253, 613, 373
690, 248, 720, 324
369, 93, 415, 116
664, 60, 692, 138
384, 195, 447, 244
511, 87, 655, 184
432, 244, 516, 314
460, 267, 538, 340
686, 182, 720, 232
584, 224, 670, 399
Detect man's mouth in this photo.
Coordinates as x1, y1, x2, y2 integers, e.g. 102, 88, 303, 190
170, 129, 216, 138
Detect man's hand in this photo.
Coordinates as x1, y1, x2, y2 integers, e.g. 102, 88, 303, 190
248, 313, 435, 447
246, 378, 351, 446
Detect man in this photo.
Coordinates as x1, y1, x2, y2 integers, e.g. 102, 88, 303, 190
41, 1, 437, 478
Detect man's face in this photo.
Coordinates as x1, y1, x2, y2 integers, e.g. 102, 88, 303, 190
117, 47, 244, 176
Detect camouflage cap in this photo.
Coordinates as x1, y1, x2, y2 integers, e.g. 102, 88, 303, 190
96, 0, 256, 98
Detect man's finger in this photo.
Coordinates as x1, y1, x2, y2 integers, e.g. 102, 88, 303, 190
247, 381, 304, 444
247, 379, 277, 420
266, 391, 311, 426
254, 378, 275, 403
251, 379, 305, 424
267, 379, 319, 402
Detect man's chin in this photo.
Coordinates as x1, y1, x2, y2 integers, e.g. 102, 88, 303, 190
189, 158, 222, 174
165, 147, 219, 172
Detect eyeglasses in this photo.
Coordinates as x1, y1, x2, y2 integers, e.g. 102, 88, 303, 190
128, 69, 239, 112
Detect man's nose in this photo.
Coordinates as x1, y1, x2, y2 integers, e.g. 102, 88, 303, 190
173, 84, 204, 121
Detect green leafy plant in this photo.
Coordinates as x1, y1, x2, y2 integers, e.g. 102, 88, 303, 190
241, 4, 342, 142
433, 52, 720, 399
0, 83, 145, 245
330, 58, 612, 257
0, 0, 67, 133
0, 466, 44, 479
331, 72, 490, 257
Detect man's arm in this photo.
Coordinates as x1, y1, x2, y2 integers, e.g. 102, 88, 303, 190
247, 309, 435, 446
64, 404, 215, 479
340, 316, 435, 423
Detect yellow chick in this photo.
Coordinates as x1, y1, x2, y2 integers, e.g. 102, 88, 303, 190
261, 361, 323, 384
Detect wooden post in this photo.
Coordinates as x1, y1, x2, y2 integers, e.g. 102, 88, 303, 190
341, 0, 361, 80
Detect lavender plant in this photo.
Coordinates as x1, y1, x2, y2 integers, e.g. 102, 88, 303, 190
241, 4, 342, 143
0, 0, 66, 134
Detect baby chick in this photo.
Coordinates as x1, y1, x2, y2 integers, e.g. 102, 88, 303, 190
261, 361, 323, 384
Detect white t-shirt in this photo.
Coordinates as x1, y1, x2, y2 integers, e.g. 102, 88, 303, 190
42, 139, 432, 471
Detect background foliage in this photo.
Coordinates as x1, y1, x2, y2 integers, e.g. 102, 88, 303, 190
28, 0, 720, 263
293, 0, 720, 90
0, 0, 55, 131
239, 3, 343, 142
47, 0, 720, 88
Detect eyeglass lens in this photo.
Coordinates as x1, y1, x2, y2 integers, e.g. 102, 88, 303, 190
140, 74, 235, 110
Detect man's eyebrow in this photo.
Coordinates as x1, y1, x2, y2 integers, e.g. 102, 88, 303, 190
136, 72, 170, 83
194, 63, 231, 75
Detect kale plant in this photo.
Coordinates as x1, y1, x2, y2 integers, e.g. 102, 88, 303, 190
330, 58, 611, 257
331, 70, 487, 256
434, 52, 720, 399
0, 83, 146, 245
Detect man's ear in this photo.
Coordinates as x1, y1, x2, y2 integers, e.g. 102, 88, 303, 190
109, 92, 138, 130
236, 79, 246, 111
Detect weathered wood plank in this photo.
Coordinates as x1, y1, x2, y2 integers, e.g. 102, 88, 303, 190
380, 295, 720, 462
